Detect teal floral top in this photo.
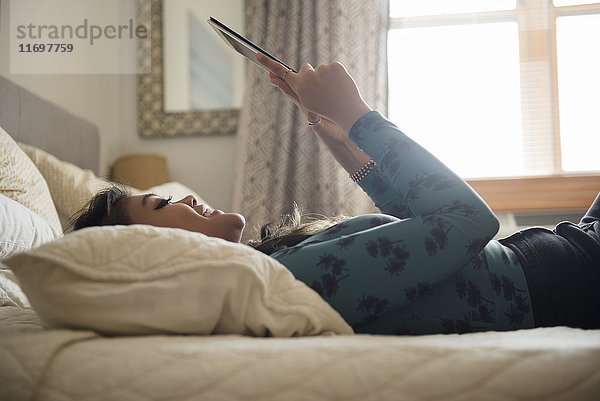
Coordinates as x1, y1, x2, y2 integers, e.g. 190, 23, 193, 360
272, 112, 534, 335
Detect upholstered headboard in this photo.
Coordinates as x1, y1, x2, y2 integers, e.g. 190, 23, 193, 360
0, 75, 100, 174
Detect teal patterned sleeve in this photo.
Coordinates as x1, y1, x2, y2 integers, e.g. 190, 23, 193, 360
353, 164, 415, 218
272, 111, 501, 330
350, 112, 498, 225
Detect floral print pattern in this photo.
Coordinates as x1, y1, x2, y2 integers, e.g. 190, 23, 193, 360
272, 112, 534, 334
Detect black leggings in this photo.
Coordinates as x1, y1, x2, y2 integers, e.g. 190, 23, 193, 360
500, 193, 600, 329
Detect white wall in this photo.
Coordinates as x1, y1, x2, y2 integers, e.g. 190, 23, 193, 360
0, 0, 237, 210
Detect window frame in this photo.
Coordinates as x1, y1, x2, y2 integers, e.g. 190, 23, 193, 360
388, 0, 600, 212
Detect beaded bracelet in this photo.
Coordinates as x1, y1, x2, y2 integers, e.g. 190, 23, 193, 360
350, 159, 376, 183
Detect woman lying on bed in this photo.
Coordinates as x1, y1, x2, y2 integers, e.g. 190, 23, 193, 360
69, 53, 600, 335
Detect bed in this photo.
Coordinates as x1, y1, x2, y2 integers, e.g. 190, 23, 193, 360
1, 74, 600, 401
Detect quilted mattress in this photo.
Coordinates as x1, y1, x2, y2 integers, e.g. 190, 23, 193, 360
2, 310, 600, 401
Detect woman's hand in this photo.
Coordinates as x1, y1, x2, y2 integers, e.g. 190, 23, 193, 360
266, 70, 347, 146
257, 53, 373, 175
256, 53, 372, 133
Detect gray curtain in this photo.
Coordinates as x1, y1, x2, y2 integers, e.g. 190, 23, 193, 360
232, 0, 389, 240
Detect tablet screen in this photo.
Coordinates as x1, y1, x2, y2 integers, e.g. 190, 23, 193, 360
207, 17, 297, 73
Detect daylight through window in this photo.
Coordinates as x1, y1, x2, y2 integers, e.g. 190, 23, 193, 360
388, 0, 600, 179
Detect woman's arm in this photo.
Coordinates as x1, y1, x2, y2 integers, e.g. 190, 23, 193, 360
258, 54, 413, 218
271, 113, 500, 326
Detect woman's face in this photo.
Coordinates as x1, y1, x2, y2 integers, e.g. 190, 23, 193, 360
125, 194, 245, 243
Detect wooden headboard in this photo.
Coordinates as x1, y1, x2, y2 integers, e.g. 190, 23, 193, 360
0, 75, 100, 174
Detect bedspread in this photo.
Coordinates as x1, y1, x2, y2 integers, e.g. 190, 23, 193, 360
2, 308, 600, 401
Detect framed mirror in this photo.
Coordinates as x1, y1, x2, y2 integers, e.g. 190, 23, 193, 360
137, 0, 243, 137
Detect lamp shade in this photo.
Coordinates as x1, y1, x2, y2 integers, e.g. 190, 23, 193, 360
112, 153, 170, 190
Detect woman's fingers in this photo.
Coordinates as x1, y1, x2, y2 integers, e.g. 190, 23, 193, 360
268, 72, 304, 110
307, 111, 321, 124
256, 53, 292, 80
268, 72, 296, 98
258, 53, 370, 130
256, 53, 315, 89
297, 62, 315, 74
257, 54, 303, 105
284, 62, 314, 87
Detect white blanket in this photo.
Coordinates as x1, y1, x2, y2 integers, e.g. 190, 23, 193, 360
1, 303, 599, 401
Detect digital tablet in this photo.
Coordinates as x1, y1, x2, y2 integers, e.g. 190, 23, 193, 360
207, 16, 297, 73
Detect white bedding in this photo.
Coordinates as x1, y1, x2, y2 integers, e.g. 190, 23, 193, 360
1, 304, 599, 401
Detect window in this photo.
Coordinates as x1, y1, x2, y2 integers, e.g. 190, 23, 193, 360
388, 0, 600, 211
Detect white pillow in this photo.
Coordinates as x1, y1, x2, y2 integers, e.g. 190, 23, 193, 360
0, 127, 62, 232
18, 143, 212, 224
0, 194, 59, 259
18, 142, 111, 224
5, 225, 353, 337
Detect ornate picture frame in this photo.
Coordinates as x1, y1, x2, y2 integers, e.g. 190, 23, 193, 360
137, 0, 239, 138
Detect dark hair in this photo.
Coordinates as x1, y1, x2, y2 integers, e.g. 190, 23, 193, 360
248, 203, 347, 255
67, 184, 133, 232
